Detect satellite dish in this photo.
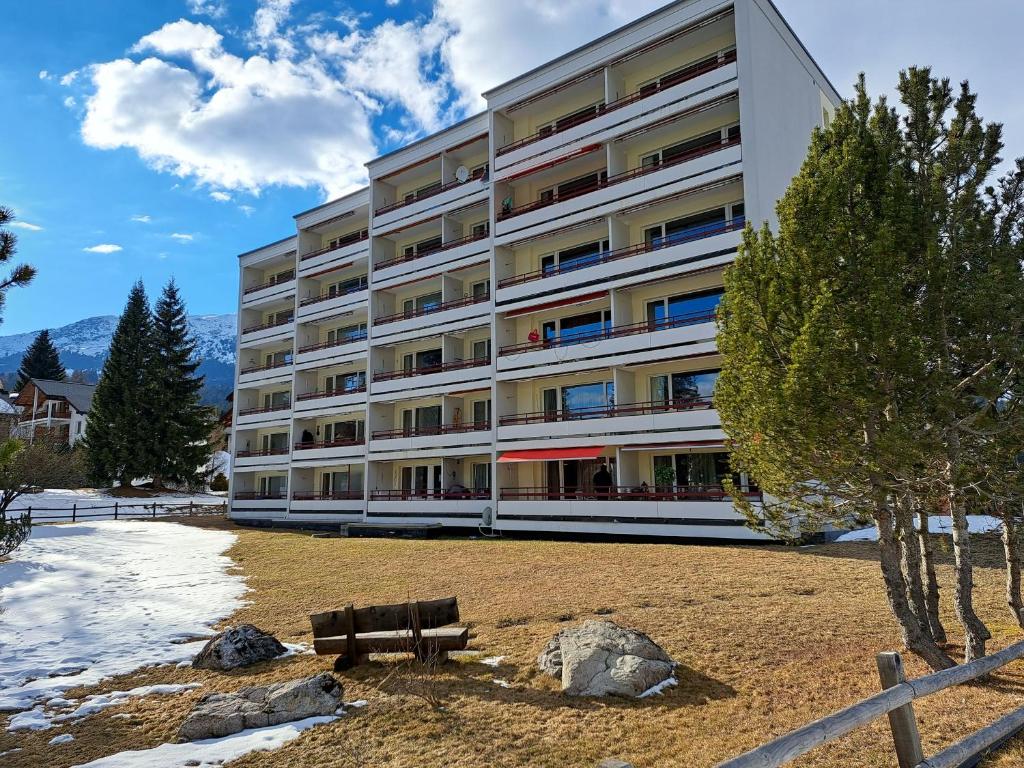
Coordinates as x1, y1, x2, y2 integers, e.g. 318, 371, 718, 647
455, 165, 470, 183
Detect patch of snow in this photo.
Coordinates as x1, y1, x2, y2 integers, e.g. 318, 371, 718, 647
638, 676, 678, 698
492, 679, 511, 688
69, 715, 336, 768
480, 656, 505, 667
7, 489, 228, 522
49, 733, 75, 745
344, 700, 368, 709
53, 684, 202, 723
7, 707, 52, 731
276, 642, 310, 659
835, 515, 1004, 543
0, 521, 246, 715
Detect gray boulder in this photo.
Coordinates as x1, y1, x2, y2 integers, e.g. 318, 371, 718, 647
537, 620, 674, 697
192, 624, 286, 670
178, 673, 343, 741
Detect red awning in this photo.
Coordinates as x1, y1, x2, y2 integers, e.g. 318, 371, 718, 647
498, 447, 605, 463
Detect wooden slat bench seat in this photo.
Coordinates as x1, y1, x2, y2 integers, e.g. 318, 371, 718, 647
309, 596, 469, 669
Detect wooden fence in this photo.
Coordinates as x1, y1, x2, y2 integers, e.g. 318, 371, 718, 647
716, 642, 1024, 768
3, 500, 228, 524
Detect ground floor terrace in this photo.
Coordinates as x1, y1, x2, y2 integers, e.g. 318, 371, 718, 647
5, 517, 1024, 768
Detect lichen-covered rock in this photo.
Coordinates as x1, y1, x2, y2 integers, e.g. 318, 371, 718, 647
192, 624, 286, 670
178, 673, 343, 741
537, 620, 674, 697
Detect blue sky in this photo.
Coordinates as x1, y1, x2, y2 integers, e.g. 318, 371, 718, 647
2, 0, 1022, 335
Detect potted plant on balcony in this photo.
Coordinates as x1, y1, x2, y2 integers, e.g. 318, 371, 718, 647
653, 465, 675, 499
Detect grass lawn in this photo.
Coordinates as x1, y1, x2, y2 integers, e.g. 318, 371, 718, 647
4, 520, 1024, 767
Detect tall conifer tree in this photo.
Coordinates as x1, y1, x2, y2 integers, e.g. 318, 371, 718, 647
82, 281, 156, 486
148, 279, 212, 487
16, 330, 65, 389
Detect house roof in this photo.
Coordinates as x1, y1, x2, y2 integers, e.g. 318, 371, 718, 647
23, 379, 97, 414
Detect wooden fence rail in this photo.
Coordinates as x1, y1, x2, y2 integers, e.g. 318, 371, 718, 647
716, 640, 1024, 768
2, 500, 228, 524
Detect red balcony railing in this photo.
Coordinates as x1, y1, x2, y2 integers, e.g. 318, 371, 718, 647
243, 271, 295, 295
371, 421, 491, 440
374, 229, 489, 272
498, 309, 715, 356
373, 293, 489, 326
370, 488, 492, 501
292, 490, 364, 501
295, 385, 366, 402
233, 491, 287, 500
497, 215, 744, 289
293, 437, 365, 451
374, 168, 487, 216
239, 358, 292, 375
497, 134, 740, 222
495, 48, 737, 157
498, 397, 713, 426
298, 280, 368, 307
499, 485, 761, 502
241, 316, 294, 335
373, 356, 490, 382
235, 447, 290, 458
296, 331, 367, 354
237, 402, 291, 417
300, 233, 369, 261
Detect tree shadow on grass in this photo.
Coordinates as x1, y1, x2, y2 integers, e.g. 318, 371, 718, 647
799, 533, 1010, 572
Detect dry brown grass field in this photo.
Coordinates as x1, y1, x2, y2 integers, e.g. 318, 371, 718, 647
4, 518, 1024, 768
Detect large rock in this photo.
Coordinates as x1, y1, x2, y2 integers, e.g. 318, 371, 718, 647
192, 624, 286, 670
178, 673, 343, 741
537, 620, 674, 697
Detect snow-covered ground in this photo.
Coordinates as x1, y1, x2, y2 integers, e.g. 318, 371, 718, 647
6, 489, 228, 523
0, 521, 246, 720
835, 514, 1004, 542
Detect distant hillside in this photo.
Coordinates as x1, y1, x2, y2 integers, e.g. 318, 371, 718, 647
0, 314, 237, 406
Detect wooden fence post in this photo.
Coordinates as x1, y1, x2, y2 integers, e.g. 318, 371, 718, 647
114, 502, 118, 520
72, 503, 76, 522
189, 500, 194, 516
152, 502, 157, 518
877, 652, 924, 768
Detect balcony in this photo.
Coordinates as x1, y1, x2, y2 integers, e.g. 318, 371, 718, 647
370, 488, 491, 501
498, 134, 740, 223
236, 447, 290, 458
371, 421, 490, 439
295, 385, 367, 404
298, 279, 368, 309
498, 216, 744, 291
498, 484, 760, 502
237, 402, 291, 418
300, 233, 369, 262
243, 271, 295, 295
499, 397, 712, 426
296, 330, 368, 355
369, 421, 492, 456
239, 359, 291, 377
233, 491, 287, 501
374, 293, 489, 327
292, 491, 363, 501
373, 356, 490, 383
374, 169, 488, 217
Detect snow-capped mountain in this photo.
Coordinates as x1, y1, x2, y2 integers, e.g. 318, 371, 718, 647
0, 314, 237, 404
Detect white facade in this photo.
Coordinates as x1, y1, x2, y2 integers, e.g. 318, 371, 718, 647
228, 0, 839, 538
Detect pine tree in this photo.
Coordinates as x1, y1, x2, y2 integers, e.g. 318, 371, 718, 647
82, 281, 157, 486
0, 206, 37, 324
16, 329, 65, 389
148, 279, 213, 488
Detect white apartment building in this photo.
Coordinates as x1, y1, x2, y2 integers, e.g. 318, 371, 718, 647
229, 0, 839, 539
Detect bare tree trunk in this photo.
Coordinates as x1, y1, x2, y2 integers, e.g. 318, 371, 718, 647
917, 505, 947, 644
876, 501, 955, 670
949, 489, 991, 661
1000, 502, 1024, 629
896, 494, 931, 638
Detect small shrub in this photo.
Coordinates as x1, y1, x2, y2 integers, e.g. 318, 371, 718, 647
1, 514, 30, 558
210, 473, 229, 492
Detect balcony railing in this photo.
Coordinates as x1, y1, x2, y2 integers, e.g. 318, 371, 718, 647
300, 233, 369, 261
370, 488, 492, 501
498, 397, 712, 426
295, 385, 366, 402
296, 331, 368, 354
372, 356, 490, 382
243, 271, 295, 295
241, 316, 294, 335
495, 48, 738, 157
374, 168, 487, 216
293, 437, 365, 451
498, 309, 715, 356
371, 421, 491, 440
374, 293, 490, 326
298, 280, 368, 307
374, 229, 490, 272
233, 491, 287, 500
239, 358, 292, 375
237, 402, 291, 417
292, 491, 364, 501
235, 447, 290, 458
498, 215, 744, 289
498, 134, 740, 222
24, 405, 73, 421
499, 484, 761, 502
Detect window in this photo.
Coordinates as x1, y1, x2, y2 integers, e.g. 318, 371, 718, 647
320, 465, 363, 495
560, 381, 614, 418
329, 229, 368, 249
324, 420, 364, 444
472, 339, 491, 361
403, 291, 442, 316
651, 451, 736, 491
403, 235, 443, 258
545, 310, 610, 344
260, 432, 289, 452
541, 239, 609, 275
471, 280, 490, 299
324, 371, 365, 394
401, 464, 442, 496
472, 462, 491, 491
471, 221, 489, 239
650, 370, 719, 405
263, 390, 290, 409
268, 309, 294, 325
646, 289, 723, 330
259, 475, 287, 496
327, 275, 367, 297
264, 350, 292, 368
326, 322, 366, 345
402, 406, 441, 435
472, 399, 491, 425
539, 171, 607, 204
537, 101, 605, 136
405, 348, 442, 371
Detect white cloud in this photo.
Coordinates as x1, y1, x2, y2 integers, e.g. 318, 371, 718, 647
238, 204, 255, 216
83, 244, 123, 253
188, 0, 227, 19
63, 96, 77, 108
210, 191, 231, 201
130, 214, 152, 223
10, 221, 43, 231
250, 0, 296, 55
39, 70, 51, 80
60, 70, 79, 86
170, 232, 194, 241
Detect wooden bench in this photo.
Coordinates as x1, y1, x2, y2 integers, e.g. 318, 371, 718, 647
309, 596, 469, 670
